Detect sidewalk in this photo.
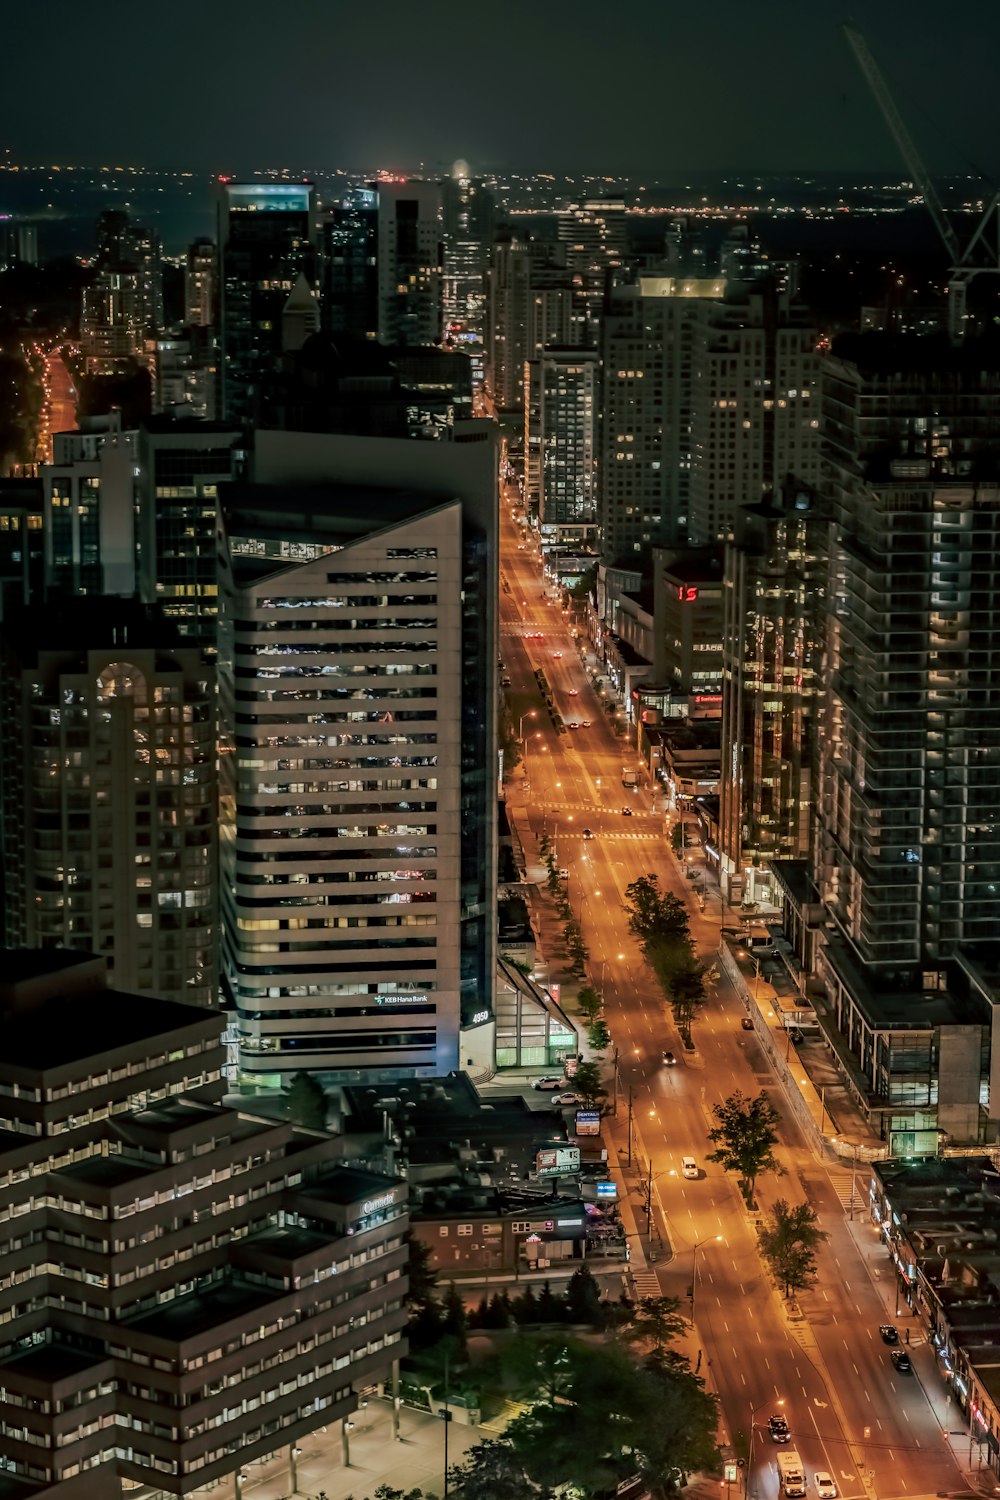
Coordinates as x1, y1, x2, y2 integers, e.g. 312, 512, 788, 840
188, 1398, 478, 1500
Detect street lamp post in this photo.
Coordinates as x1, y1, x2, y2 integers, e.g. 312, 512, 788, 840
747, 1398, 783, 1496
627, 1084, 634, 1168
290, 1444, 303, 1494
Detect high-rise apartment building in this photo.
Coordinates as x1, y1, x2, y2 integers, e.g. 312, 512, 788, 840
558, 197, 628, 314
597, 275, 725, 560
0, 598, 217, 1006
533, 345, 598, 543
320, 187, 379, 341
687, 286, 822, 543
818, 336, 1000, 969
808, 333, 1000, 1151
376, 180, 444, 348
217, 428, 497, 1087
184, 236, 216, 328
0, 948, 407, 1497
80, 210, 163, 375
718, 481, 829, 907
486, 238, 585, 418
217, 180, 318, 424
42, 415, 139, 596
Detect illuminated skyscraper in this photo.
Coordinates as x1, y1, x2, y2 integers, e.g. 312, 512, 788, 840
217, 180, 317, 423
217, 428, 497, 1086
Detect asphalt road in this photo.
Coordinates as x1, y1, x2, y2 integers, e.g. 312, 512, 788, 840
498, 488, 961, 1500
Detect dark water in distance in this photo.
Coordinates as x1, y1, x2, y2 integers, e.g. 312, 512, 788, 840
0, 167, 947, 262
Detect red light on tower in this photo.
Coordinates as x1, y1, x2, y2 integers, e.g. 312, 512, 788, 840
676, 584, 698, 602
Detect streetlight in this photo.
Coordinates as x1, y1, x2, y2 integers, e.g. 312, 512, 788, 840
234, 1473, 249, 1500
517, 709, 537, 739
747, 1397, 783, 1496
290, 1444, 303, 1494
690, 1235, 723, 1326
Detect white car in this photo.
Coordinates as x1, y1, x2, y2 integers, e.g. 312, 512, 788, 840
532, 1076, 563, 1091
682, 1156, 699, 1180
814, 1475, 837, 1499
553, 1091, 585, 1107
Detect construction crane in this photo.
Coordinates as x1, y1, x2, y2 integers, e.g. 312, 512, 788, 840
843, 24, 1000, 339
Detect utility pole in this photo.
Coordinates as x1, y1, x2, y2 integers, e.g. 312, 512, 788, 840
627, 1085, 634, 1168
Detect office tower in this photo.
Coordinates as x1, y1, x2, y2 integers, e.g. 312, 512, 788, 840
441, 170, 495, 339
150, 330, 217, 420
259, 337, 472, 441
81, 209, 163, 374
597, 275, 725, 560
0, 948, 408, 1498
217, 428, 497, 1086
320, 187, 379, 340
42, 415, 139, 595
217, 179, 318, 424
533, 344, 598, 543
376, 179, 444, 347
687, 285, 821, 544
718, 481, 829, 908
558, 197, 628, 313
652, 548, 725, 695
486, 238, 585, 417
0, 597, 217, 1005
136, 418, 242, 644
0, 217, 39, 268
185, 235, 216, 327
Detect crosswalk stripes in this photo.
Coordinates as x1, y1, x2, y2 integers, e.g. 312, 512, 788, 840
629, 1270, 663, 1300
827, 1170, 863, 1214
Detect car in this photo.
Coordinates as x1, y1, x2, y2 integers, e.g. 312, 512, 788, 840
553, 1091, 585, 1106
681, 1156, 699, 1180
622, 806, 633, 816
741, 1015, 755, 1031
879, 1324, 899, 1345
768, 1414, 790, 1443
553, 651, 563, 658
568, 721, 581, 730
581, 719, 593, 727
582, 828, 594, 839
662, 1051, 676, 1066
532, 1076, 563, 1091
890, 1349, 912, 1372
814, 1474, 837, 1499
568, 688, 579, 696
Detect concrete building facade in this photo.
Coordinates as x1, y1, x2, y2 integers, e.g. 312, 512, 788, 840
217, 429, 497, 1087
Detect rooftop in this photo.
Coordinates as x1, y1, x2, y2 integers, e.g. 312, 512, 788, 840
823, 939, 983, 1031
0, 1343, 110, 1386
126, 1279, 274, 1345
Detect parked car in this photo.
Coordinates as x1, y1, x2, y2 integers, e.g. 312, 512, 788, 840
554, 1091, 585, 1107
662, 1051, 676, 1066
768, 1413, 790, 1443
879, 1324, 899, 1345
532, 1076, 563, 1091
682, 1156, 699, 1180
814, 1473, 837, 1498
741, 1015, 755, 1031
890, 1350, 912, 1372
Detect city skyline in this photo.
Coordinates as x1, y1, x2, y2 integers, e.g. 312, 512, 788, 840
6, 0, 999, 177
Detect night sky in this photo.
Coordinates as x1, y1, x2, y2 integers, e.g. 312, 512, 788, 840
6, 0, 998, 177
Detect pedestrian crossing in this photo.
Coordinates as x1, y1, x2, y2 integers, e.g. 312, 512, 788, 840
630, 1269, 663, 1300
827, 1170, 864, 1214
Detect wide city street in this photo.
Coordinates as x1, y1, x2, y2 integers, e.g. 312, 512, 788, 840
497, 483, 965, 1500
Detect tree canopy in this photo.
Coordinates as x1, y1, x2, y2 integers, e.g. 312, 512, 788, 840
759, 1198, 828, 1298
707, 1089, 782, 1205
